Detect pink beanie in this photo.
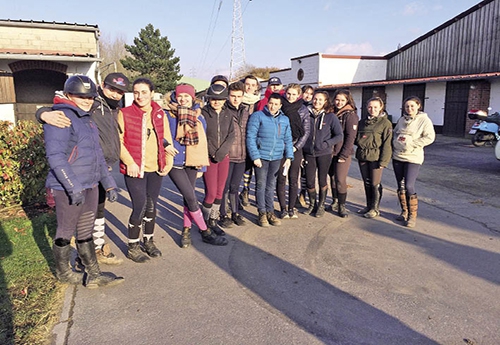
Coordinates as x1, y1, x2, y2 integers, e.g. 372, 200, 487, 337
175, 84, 195, 99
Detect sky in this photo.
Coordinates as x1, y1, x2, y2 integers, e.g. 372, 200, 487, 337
4, 0, 483, 80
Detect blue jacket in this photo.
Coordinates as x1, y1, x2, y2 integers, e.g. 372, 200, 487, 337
246, 106, 294, 162
303, 106, 344, 157
44, 101, 116, 196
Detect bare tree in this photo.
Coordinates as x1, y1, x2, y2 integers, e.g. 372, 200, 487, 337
241, 64, 281, 80
99, 33, 133, 80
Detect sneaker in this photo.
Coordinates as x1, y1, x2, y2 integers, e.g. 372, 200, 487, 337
231, 213, 246, 226
289, 209, 299, 219
219, 216, 234, 228
258, 212, 269, 227
278, 210, 290, 219
96, 243, 123, 265
267, 212, 281, 226
143, 237, 162, 258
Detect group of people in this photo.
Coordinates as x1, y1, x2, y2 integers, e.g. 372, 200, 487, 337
38, 72, 435, 289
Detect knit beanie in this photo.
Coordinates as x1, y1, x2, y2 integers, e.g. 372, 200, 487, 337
175, 84, 196, 100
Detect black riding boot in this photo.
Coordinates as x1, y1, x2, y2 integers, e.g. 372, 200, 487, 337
315, 187, 328, 217
337, 192, 348, 218
77, 238, 124, 288
53, 238, 83, 284
302, 189, 317, 215
364, 184, 382, 218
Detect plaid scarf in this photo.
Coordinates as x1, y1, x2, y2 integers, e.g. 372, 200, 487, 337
175, 106, 199, 146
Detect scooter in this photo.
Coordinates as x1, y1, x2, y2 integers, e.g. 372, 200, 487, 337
468, 109, 500, 147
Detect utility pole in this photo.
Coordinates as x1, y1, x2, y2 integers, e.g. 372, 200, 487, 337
229, 0, 246, 81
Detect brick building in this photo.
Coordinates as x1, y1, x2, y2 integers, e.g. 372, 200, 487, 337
0, 19, 100, 123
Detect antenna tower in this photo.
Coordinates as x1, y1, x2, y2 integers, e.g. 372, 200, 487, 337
230, 0, 246, 81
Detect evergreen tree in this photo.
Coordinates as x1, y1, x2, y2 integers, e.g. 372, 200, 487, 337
121, 24, 182, 93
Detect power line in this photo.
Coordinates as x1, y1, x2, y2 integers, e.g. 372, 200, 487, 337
199, 0, 224, 75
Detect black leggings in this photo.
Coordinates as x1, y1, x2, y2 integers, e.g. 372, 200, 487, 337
358, 161, 384, 187
168, 167, 199, 211
304, 153, 332, 190
328, 155, 352, 194
277, 149, 303, 211
392, 159, 421, 195
124, 172, 163, 232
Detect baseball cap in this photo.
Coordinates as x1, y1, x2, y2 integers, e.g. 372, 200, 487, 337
103, 73, 130, 92
268, 77, 282, 85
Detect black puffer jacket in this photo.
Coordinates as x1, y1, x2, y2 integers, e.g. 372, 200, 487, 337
202, 104, 235, 163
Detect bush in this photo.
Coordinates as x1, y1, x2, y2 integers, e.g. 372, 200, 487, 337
0, 121, 48, 208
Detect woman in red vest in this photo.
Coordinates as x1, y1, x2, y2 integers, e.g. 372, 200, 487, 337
118, 78, 174, 263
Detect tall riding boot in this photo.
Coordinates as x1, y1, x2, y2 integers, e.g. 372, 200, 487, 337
302, 189, 317, 215
315, 187, 328, 217
357, 183, 372, 214
337, 192, 348, 218
327, 185, 338, 211
53, 238, 83, 284
406, 194, 418, 228
77, 238, 124, 289
396, 189, 408, 222
364, 184, 382, 218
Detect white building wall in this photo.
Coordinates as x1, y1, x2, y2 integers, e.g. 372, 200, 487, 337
268, 55, 320, 89
385, 85, 404, 123
0, 104, 15, 124
319, 57, 386, 86
490, 79, 500, 112
424, 82, 446, 126
350, 88, 362, 119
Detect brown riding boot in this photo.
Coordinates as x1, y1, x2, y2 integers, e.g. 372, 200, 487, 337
396, 189, 408, 222
406, 194, 418, 228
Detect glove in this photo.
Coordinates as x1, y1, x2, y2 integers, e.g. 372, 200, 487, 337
107, 189, 118, 202
70, 191, 85, 206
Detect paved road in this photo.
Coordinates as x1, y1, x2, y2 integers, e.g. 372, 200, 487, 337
51, 135, 500, 345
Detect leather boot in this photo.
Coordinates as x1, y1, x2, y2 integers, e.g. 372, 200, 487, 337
406, 194, 418, 228
143, 237, 162, 257
396, 189, 408, 222
364, 184, 382, 218
302, 189, 317, 215
53, 238, 83, 284
77, 238, 124, 288
357, 182, 372, 214
209, 203, 225, 236
181, 227, 191, 248
327, 185, 338, 212
239, 187, 249, 207
337, 192, 348, 218
200, 228, 228, 246
315, 187, 328, 217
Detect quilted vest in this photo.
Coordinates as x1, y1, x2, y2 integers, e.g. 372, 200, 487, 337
119, 101, 166, 177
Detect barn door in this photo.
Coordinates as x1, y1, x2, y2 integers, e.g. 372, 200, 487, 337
443, 81, 469, 137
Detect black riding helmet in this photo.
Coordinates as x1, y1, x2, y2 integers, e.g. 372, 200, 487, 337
64, 75, 98, 97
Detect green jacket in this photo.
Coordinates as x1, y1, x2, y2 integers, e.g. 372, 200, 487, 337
355, 114, 393, 167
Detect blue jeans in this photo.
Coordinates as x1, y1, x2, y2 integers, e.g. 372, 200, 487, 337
254, 159, 281, 213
